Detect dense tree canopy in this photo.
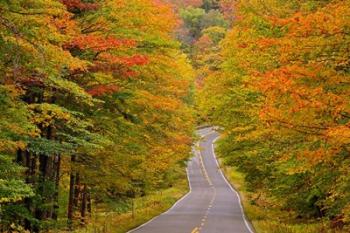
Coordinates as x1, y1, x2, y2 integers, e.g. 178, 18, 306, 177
1, 0, 349, 232
198, 0, 350, 230
0, 0, 194, 231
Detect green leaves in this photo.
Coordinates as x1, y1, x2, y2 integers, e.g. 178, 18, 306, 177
0, 179, 34, 204
26, 138, 75, 156
0, 154, 33, 204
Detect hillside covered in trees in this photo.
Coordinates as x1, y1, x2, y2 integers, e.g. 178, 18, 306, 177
1, 0, 350, 233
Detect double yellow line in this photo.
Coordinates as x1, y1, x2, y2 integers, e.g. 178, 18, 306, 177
190, 143, 216, 233
197, 143, 213, 186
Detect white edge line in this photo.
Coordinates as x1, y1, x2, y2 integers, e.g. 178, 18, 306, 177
127, 160, 193, 232
128, 128, 254, 233
210, 135, 255, 233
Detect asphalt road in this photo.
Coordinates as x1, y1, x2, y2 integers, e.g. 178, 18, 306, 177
128, 128, 254, 233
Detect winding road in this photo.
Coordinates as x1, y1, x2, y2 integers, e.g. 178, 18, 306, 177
128, 127, 254, 233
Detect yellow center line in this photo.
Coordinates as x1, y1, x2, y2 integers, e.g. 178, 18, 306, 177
191, 142, 218, 233
197, 144, 212, 186
191, 227, 199, 233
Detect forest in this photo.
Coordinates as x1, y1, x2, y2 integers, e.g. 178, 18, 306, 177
0, 0, 349, 233
0, 0, 195, 231
198, 0, 350, 232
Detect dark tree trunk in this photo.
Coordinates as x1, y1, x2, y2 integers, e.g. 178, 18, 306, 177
35, 125, 57, 222
80, 185, 87, 225
68, 155, 76, 227
25, 151, 31, 183
74, 172, 81, 209
87, 188, 92, 215
35, 154, 49, 223
16, 149, 23, 163
52, 154, 61, 220
24, 151, 35, 231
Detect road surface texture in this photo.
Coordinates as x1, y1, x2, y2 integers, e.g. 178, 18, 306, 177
128, 127, 254, 233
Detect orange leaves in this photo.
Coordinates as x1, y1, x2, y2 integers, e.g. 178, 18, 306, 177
87, 84, 119, 97
226, 0, 350, 159
202, 1, 350, 225
299, 149, 328, 165
66, 35, 136, 52
90, 54, 148, 78
287, 2, 350, 37
325, 125, 350, 147
256, 38, 278, 49
136, 91, 181, 113
195, 34, 214, 49
268, 16, 289, 27
120, 55, 149, 66
98, 54, 149, 67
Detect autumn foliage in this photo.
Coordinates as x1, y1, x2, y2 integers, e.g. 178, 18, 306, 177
199, 0, 350, 231
0, 0, 194, 231
61, 0, 99, 11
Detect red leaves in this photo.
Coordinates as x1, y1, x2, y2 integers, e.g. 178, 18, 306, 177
64, 35, 144, 78
87, 84, 119, 97
98, 54, 149, 66
89, 54, 148, 77
60, 0, 99, 11
66, 35, 136, 52
124, 55, 149, 66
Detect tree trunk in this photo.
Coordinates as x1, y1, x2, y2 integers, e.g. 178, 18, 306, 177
73, 172, 81, 209
24, 151, 35, 231
80, 185, 87, 225
52, 154, 61, 220
68, 155, 76, 227
87, 188, 92, 215
35, 153, 51, 224
16, 149, 23, 163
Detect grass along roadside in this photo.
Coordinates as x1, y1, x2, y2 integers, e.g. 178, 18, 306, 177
58, 169, 189, 233
216, 155, 344, 233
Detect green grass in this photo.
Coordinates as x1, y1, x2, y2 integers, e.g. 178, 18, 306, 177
218, 159, 347, 233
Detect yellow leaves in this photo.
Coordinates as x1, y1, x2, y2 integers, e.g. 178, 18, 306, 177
29, 103, 71, 127
0, 140, 25, 153
51, 11, 77, 35
135, 91, 181, 113
105, 0, 178, 38
342, 203, 350, 224
8, 223, 31, 233
137, 52, 194, 99
44, 43, 88, 72
325, 126, 350, 147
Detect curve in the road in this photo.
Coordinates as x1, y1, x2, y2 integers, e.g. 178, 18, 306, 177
128, 128, 254, 233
